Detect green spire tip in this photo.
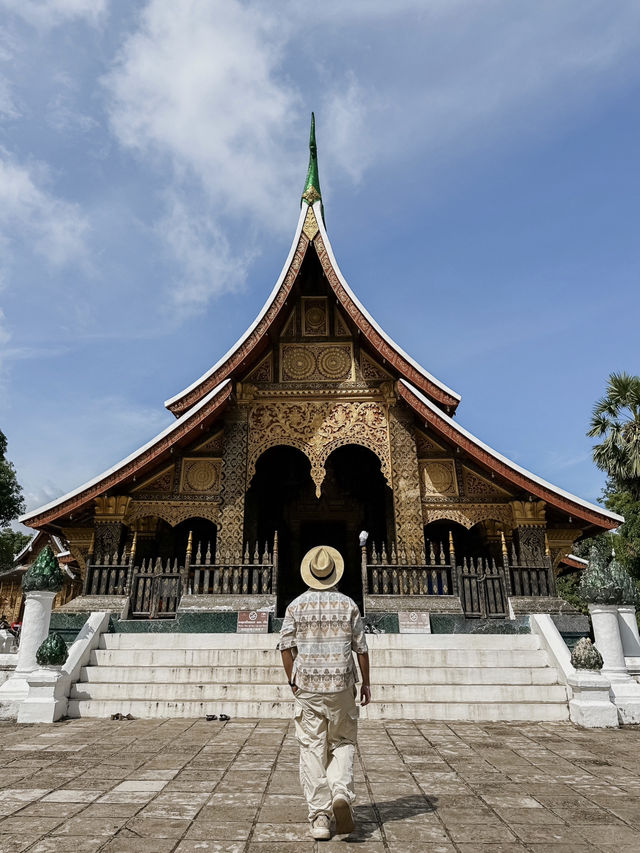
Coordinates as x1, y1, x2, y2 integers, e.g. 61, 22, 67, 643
301, 112, 322, 207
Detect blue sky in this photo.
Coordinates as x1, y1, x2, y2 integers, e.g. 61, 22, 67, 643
1, 1, 639, 521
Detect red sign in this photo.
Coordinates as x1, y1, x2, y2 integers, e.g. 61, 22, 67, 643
237, 610, 269, 633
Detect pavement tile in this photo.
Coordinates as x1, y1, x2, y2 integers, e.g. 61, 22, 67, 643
123, 817, 191, 838
174, 843, 245, 852
18, 839, 107, 853
100, 838, 178, 853
0, 836, 44, 853
42, 789, 101, 803
186, 821, 253, 840
447, 824, 518, 842
52, 816, 129, 836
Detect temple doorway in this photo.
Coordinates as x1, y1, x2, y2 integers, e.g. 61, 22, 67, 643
244, 444, 392, 615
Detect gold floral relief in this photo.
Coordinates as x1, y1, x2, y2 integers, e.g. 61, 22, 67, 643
180, 458, 222, 494
280, 343, 354, 383
302, 297, 329, 336
420, 460, 459, 498
247, 400, 391, 497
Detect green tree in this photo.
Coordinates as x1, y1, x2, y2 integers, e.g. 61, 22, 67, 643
588, 372, 640, 500
0, 429, 28, 571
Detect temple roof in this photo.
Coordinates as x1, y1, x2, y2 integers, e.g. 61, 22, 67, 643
19, 117, 623, 533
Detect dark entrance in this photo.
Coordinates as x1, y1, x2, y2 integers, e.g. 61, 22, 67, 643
244, 444, 392, 615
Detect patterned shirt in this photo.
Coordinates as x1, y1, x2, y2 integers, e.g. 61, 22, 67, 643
278, 589, 368, 693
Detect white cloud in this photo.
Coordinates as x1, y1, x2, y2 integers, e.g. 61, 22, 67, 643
0, 0, 108, 28
106, 0, 299, 222
160, 195, 253, 318
0, 149, 90, 267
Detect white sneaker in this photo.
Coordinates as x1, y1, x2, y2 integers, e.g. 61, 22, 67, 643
310, 813, 331, 840
332, 794, 355, 834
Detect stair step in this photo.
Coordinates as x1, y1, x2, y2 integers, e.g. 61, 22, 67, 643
101, 633, 540, 650
90, 648, 548, 668
70, 681, 568, 703
66, 698, 569, 722
80, 664, 559, 685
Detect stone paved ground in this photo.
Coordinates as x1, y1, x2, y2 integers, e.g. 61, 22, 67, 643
0, 719, 639, 853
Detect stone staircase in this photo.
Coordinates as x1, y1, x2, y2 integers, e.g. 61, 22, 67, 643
67, 632, 570, 721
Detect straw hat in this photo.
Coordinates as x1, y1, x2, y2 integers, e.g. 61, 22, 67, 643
300, 545, 344, 590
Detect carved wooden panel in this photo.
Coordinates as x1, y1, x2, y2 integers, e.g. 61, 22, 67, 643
244, 352, 273, 383
360, 351, 392, 381
279, 343, 354, 383
280, 307, 296, 339
248, 400, 391, 497
126, 500, 220, 527
180, 458, 222, 495
420, 460, 459, 498
462, 466, 509, 499
302, 297, 329, 336
334, 306, 350, 337
415, 430, 449, 456
302, 206, 319, 241
192, 429, 225, 455
132, 465, 174, 493
422, 502, 514, 530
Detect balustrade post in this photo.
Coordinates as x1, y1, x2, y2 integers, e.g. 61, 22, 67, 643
272, 531, 279, 597
83, 533, 95, 595
183, 530, 193, 595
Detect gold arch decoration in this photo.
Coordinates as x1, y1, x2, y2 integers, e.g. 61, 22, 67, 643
422, 502, 514, 530
125, 500, 220, 528
247, 400, 392, 497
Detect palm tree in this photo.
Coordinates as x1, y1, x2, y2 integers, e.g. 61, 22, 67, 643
588, 372, 640, 500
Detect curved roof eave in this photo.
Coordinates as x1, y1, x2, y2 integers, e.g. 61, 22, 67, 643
399, 379, 623, 528
164, 205, 309, 412
313, 202, 461, 407
21, 379, 233, 528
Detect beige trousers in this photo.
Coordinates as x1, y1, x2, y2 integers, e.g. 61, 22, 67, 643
294, 687, 359, 820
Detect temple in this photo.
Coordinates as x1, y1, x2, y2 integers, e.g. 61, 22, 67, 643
21, 115, 622, 624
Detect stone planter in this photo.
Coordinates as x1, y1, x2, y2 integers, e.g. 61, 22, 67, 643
589, 603, 640, 724
588, 604, 628, 681
568, 670, 618, 728
17, 666, 67, 725
617, 605, 640, 675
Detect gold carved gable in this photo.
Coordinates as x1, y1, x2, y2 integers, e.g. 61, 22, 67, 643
302, 206, 319, 241
462, 466, 511, 499
126, 500, 220, 528
248, 400, 391, 497
244, 352, 273, 383
191, 429, 224, 455
415, 429, 449, 456
131, 465, 175, 493
360, 351, 392, 381
279, 342, 355, 383
420, 460, 459, 498
180, 458, 222, 495
302, 297, 329, 337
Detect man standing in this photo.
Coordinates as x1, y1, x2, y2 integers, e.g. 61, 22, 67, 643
279, 545, 371, 841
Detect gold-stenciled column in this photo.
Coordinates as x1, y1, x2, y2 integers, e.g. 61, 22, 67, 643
217, 406, 249, 561
510, 500, 547, 564
388, 403, 424, 555
94, 496, 131, 559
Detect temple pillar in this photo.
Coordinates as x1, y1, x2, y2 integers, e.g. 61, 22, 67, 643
94, 496, 131, 560
388, 403, 423, 553
217, 407, 249, 558
510, 500, 547, 564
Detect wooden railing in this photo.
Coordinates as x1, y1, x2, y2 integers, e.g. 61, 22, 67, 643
362, 536, 457, 597
185, 533, 278, 597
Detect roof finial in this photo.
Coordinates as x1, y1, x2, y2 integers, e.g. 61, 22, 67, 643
301, 112, 322, 209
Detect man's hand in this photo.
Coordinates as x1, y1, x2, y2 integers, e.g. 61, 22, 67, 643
360, 685, 371, 706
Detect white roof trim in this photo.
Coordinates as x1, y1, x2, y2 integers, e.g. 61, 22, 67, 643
14, 534, 37, 563
400, 379, 624, 524
314, 202, 461, 403
164, 205, 309, 410
21, 379, 232, 524
566, 554, 589, 566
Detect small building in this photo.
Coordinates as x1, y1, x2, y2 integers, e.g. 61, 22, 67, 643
1, 532, 81, 623
21, 118, 621, 623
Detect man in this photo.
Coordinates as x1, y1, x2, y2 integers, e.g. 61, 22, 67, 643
279, 545, 371, 841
